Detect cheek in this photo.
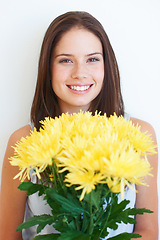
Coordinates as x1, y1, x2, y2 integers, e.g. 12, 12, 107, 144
52, 65, 62, 80
51, 68, 63, 89
52, 65, 70, 83
93, 65, 104, 84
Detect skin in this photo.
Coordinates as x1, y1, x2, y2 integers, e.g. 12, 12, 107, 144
0, 27, 158, 240
131, 118, 158, 239
0, 125, 30, 240
51, 27, 104, 114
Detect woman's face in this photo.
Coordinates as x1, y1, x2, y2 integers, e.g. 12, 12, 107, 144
51, 27, 104, 114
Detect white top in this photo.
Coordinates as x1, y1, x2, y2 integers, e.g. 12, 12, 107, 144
23, 179, 135, 239
22, 113, 136, 239
23, 172, 59, 240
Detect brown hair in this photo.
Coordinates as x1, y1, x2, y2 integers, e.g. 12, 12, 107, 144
31, 11, 124, 130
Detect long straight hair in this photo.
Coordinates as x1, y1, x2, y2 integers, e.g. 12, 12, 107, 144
31, 11, 124, 130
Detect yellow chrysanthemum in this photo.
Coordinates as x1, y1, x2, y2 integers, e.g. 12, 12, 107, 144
109, 114, 156, 155
10, 121, 62, 181
65, 169, 105, 201
10, 111, 156, 200
59, 132, 152, 200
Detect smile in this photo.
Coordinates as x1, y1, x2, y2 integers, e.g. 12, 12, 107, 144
67, 85, 93, 91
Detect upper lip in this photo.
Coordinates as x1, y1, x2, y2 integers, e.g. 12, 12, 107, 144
66, 84, 93, 86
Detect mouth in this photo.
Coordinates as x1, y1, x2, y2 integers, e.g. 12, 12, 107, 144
67, 84, 93, 91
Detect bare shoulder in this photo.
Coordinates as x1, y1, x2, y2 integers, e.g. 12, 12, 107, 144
130, 118, 158, 238
9, 124, 32, 145
2, 124, 32, 178
0, 124, 32, 239
130, 117, 157, 141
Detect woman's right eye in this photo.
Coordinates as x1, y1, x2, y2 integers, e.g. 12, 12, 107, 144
59, 59, 72, 63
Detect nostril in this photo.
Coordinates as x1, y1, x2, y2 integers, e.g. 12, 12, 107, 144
71, 65, 88, 79
71, 73, 88, 80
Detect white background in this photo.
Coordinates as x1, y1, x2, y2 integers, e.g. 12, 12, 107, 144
0, 0, 160, 236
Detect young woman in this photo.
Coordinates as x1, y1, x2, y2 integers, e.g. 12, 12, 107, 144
0, 11, 158, 240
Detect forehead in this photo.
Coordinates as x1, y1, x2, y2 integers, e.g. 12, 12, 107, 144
53, 27, 103, 54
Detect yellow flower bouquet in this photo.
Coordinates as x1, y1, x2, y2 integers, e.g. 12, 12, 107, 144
10, 112, 156, 240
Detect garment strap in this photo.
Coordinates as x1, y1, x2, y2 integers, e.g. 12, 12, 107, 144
124, 112, 130, 121
28, 122, 34, 131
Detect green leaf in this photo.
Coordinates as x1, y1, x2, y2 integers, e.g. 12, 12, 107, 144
58, 230, 90, 240
105, 198, 134, 227
127, 207, 153, 215
18, 182, 34, 191
33, 233, 60, 240
52, 215, 76, 233
44, 195, 61, 215
83, 185, 101, 209
81, 213, 90, 232
92, 227, 109, 239
18, 182, 47, 196
107, 232, 141, 239
16, 214, 55, 233
108, 198, 130, 218
45, 188, 88, 216
105, 218, 119, 231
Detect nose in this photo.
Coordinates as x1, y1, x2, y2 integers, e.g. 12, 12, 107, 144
71, 62, 88, 80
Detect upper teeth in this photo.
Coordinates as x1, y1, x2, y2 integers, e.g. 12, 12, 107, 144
70, 85, 90, 91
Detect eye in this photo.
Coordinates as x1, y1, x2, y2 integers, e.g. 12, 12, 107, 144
87, 57, 100, 62
59, 58, 72, 63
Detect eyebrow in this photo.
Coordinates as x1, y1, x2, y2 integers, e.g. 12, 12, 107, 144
54, 52, 103, 58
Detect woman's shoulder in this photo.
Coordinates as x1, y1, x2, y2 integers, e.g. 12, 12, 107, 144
130, 117, 158, 238
9, 124, 32, 145
2, 124, 32, 182
130, 117, 156, 138
0, 124, 32, 239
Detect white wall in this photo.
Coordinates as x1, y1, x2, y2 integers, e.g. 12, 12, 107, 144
0, 0, 160, 235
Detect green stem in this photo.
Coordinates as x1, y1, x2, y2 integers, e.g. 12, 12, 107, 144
94, 189, 111, 226
39, 177, 48, 192
52, 158, 66, 193
74, 216, 80, 231
97, 192, 114, 239
52, 161, 58, 191
88, 192, 94, 238
81, 212, 86, 232
42, 171, 50, 187
81, 200, 89, 233
100, 187, 111, 206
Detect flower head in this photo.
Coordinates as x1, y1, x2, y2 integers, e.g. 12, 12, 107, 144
10, 119, 62, 181
10, 112, 156, 200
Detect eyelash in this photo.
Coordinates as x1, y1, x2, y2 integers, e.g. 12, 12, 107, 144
59, 59, 72, 63
87, 57, 100, 62
59, 57, 100, 64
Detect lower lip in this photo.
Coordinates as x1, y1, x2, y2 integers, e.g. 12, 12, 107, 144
67, 85, 93, 94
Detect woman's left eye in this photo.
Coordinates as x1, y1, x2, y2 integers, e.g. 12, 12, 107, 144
59, 59, 72, 63
87, 57, 100, 62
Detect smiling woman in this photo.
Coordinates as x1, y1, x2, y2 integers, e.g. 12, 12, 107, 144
51, 27, 104, 113
0, 11, 158, 240
30, 11, 124, 131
